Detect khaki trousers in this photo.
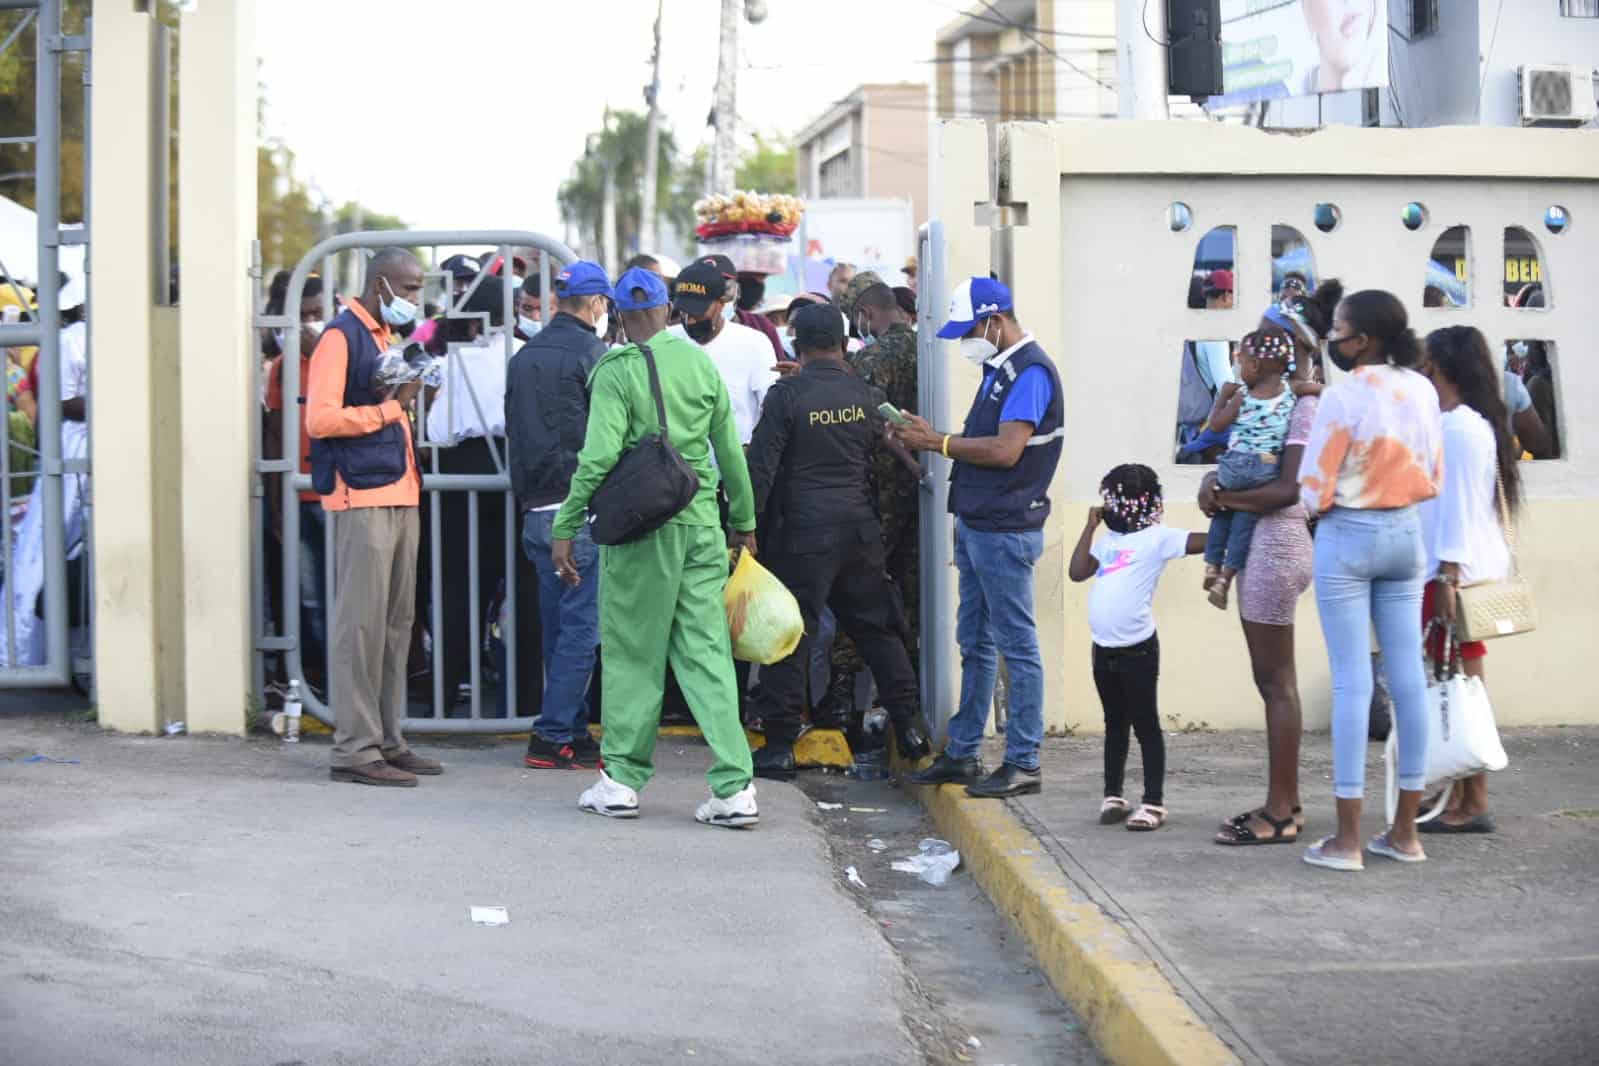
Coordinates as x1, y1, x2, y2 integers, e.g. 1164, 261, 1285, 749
330, 506, 419, 768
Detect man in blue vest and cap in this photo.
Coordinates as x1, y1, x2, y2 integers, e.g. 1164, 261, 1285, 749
892, 276, 1064, 798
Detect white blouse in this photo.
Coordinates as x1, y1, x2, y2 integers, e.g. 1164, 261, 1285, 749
1419, 407, 1511, 585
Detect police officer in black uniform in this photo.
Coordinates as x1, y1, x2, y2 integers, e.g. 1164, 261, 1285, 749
744, 304, 932, 779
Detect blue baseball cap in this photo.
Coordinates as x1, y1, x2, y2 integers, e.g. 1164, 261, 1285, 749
613, 266, 669, 311
936, 276, 1013, 339
554, 260, 612, 299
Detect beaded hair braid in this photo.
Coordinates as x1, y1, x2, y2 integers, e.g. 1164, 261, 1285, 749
1099, 463, 1164, 534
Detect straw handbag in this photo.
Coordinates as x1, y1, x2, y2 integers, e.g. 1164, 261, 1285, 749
1455, 473, 1536, 641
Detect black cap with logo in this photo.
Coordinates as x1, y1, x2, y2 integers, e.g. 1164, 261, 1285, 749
672, 261, 729, 317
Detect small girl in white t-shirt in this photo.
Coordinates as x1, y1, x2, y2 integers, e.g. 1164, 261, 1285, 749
1069, 464, 1204, 832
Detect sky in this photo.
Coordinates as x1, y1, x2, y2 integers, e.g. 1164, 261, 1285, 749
256, 0, 960, 241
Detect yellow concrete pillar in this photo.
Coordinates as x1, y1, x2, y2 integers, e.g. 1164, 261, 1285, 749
89, 4, 164, 734
999, 122, 1073, 735
926, 120, 991, 732
177, 0, 257, 735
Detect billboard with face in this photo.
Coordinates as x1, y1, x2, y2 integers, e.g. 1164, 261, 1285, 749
1207, 0, 1388, 109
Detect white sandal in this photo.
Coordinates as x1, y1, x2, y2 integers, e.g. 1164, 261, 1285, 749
1126, 803, 1167, 832
1099, 796, 1129, 825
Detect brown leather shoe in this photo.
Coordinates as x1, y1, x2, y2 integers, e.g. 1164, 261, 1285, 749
330, 761, 418, 787
384, 751, 443, 775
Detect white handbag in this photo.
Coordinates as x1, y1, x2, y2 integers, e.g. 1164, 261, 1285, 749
1384, 622, 1509, 825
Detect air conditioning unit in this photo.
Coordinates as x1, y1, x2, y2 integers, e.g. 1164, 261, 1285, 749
1518, 65, 1598, 127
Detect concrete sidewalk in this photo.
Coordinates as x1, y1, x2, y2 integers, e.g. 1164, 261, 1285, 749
998, 726, 1599, 1066
0, 715, 927, 1066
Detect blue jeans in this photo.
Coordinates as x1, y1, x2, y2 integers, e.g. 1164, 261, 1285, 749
522, 510, 600, 743
1313, 506, 1428, 800
1204, 451, 1278, 570
945, 520, 1045, 771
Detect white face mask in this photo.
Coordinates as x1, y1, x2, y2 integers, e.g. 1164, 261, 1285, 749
958, 318, 998, 366
518, 315, 542, 339
592, 313, 609, 338
379, 276, 418, 327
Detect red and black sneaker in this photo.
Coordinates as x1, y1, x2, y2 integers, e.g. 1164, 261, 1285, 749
524, 736, 576, 770
570, 733, 604, 770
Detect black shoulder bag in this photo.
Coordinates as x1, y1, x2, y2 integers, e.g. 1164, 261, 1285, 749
587, 343, 701, 546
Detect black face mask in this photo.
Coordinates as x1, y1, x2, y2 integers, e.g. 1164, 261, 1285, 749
684, 317, 716, 344
736, 277, 764, 312
1327, 335, 1361, 372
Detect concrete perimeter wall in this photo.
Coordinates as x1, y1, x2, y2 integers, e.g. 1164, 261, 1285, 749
929, 119, 1599, 732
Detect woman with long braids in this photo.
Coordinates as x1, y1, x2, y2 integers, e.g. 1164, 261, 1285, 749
1298, 290, 1443, 871
1204, 280, 1341, 846
1414, 326, 1522, 834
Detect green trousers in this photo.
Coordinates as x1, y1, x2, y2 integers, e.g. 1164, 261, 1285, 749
598, 523, 754, 798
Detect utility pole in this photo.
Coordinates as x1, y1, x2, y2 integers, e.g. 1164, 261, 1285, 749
598, 110, 618, 277
1116, 0, 1170, 119
639, 0, 664, 255
711, 0, 740, 194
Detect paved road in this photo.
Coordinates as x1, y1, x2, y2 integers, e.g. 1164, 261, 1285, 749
1001, 727, 1599, 1066
0, 715, 926, 1066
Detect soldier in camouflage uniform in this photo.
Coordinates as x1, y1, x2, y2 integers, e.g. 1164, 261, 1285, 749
838, 270, 885, 335
823, 282, 921, 723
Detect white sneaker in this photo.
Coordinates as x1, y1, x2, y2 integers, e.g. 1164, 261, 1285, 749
578, 770, 639, 819
695, 783, 758, 829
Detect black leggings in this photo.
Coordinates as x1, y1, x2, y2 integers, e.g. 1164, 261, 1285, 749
1093, 635, 1164, 807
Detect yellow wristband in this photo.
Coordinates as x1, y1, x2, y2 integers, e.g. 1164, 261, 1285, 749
941, 434, 952, 459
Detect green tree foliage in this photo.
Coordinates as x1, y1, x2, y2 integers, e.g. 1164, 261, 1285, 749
734, 133, 796, 195
561, 119, 797, 258
557, 110, 677, 258
0, 3, 400, 283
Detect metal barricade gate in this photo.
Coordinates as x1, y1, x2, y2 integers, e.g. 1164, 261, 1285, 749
914, 221, 955, 741
0, 0, 92, 693
253, 230, 576, 732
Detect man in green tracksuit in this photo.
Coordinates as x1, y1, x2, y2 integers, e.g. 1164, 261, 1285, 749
551, 266, 760, 828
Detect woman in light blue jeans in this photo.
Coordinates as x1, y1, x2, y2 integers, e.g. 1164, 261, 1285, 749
1298, 290, 1443, 871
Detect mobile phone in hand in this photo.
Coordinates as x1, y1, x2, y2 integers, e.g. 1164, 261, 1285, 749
877, 401, 909, 426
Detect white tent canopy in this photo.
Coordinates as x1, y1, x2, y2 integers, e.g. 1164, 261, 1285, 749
0, 193, 86, 288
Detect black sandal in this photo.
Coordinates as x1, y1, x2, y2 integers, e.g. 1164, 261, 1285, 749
1215, 810, 1298, 845
1223, 805, 1304, 832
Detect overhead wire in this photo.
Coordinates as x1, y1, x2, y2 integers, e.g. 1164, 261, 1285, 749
975, 0, 1116, 92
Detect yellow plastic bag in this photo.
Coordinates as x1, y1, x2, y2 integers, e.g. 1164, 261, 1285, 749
724, 549, 804, 665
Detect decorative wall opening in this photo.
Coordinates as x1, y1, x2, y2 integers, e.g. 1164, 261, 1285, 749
1270, 224, 1315, 302
1504, 227, 1547, 308
1504, 339, 1562, 460
1425, 225, 1470, 308
1173, 338, 1236, 464
1188, 226, 1236, 309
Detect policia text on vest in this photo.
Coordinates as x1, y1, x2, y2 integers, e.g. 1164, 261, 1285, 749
743, 359, 928, 772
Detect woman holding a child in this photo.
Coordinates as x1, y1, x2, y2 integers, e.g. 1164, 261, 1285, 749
1201, 282, 1341, 847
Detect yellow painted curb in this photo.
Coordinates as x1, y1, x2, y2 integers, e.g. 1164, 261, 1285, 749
914, 782, 1239, 1066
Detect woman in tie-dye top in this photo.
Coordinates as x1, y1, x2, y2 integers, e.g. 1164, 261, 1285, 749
1298, 291, 1442, 874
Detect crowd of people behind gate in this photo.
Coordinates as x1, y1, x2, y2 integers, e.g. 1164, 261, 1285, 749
262, 244, 1529, 862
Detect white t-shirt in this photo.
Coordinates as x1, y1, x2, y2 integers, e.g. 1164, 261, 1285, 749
59, 320, 88, 458
1088, 524, 1191, 648
699, 321, 777, 445
1419, 406, 1510, 585
426, 334, 508, 444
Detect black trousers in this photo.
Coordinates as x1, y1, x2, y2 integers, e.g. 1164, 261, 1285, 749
756, 531, 919, 744
1093, 634, 1164, 807
430, 436, 540, 715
